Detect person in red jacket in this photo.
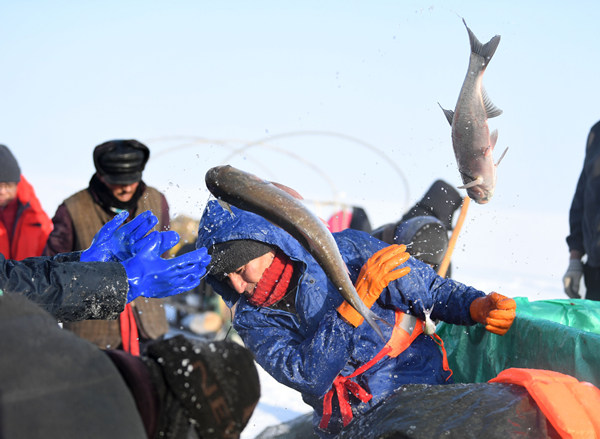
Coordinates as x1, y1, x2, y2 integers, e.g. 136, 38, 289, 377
0, 144, 53, 260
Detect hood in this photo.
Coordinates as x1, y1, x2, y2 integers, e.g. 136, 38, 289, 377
196, 199, 312, 307
16, 176, 45, 212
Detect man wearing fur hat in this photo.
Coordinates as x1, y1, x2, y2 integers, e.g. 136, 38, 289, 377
0, 144, 53, 260
44, 139, 170, 353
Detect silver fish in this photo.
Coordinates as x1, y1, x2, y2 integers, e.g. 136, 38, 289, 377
440, 19, 508, 204
205, 164, 387, 340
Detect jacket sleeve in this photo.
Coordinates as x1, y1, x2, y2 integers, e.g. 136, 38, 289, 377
338, 230, 485, 326
377, 257, 485, 325
233, 305, 355, 398
566, 165, 586, 254
0, 253, 128, 322
43, 203, 76, 256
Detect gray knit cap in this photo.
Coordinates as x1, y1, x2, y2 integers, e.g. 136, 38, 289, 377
0, 145, 21, 183
208, 240, 274, 281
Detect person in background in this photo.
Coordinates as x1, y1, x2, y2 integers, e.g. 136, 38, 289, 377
386, 215, 450, 274
196, 200, 516, 438
0, 144, 53, 259
327, 206, 372, 234
330, 180, 462, 277
564, 120, 600, 301
44, 139, 171, 352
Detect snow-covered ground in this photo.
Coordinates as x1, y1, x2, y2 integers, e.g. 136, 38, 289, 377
242, 365, 312, 439
240, 207, 573, 438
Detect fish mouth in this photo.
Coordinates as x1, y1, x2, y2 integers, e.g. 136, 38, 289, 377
458, 173, 493, 203
467, 186, 492, 204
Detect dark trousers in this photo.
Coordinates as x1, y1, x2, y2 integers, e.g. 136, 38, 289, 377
583, 264, 600, 301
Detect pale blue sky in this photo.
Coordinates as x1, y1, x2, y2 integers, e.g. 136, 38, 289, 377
2, 1, 599, 292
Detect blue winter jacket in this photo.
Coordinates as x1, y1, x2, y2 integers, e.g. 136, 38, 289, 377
196, 200, 485, 437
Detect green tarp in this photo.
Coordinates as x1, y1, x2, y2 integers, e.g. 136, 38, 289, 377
436, 297, 600, 386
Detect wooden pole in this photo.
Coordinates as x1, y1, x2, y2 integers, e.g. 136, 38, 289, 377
437, 196, 471, 278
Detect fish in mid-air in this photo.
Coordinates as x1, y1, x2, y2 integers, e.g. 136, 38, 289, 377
205, 164, 388, 340
439, 19, 508, 204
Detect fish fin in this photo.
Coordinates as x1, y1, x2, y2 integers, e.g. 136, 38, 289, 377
438, 103, 454, 125
458, 176, 483, 189
490, 129, 499, 149
217, 199, 236, 218
495, 147, 509, 167
364, 310, 390, 342
482, 87, 503, 118
463, 18, 501, 66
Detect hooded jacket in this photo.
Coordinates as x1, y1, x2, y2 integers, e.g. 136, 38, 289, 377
0, 176, 53, 260
196, 200, 485, 437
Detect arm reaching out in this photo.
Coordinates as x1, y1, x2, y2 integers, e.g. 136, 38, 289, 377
120, 231, 211, 303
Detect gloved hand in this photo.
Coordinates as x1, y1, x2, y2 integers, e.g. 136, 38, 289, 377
121, 231, 211, 303
80, 210, 159, 262
469, 292, 516, 336
563, 259, 584, 299
338, 244, 411, 327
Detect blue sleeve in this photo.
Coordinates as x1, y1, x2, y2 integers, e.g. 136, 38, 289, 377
335, 229, 485, 326
233, 305, 355, 398
373, 256, 485, 325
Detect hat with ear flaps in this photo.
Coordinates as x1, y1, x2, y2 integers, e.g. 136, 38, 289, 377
208, 239, 275, 280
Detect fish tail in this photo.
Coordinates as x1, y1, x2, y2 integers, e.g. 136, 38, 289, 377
364, 309, 390, 342
463, 18, 501, 66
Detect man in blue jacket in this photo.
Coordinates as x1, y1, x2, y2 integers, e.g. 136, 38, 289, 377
196, 200, 516, 437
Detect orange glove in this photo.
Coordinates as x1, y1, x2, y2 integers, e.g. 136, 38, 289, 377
338, 244, 411, 327
469, 292, 516, 336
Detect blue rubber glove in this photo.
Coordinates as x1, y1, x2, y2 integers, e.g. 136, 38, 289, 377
121, 231, 211, 303
80, 210, 159, 262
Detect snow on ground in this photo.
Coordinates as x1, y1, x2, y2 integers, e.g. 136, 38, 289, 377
242, 365, 311, 439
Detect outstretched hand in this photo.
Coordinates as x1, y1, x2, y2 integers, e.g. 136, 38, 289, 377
80, 210, 159, 262
121, 231, 212, 303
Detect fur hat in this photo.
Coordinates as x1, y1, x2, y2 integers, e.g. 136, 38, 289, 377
0, 145, 21, 183
93, 139, 150, 185
208, 240, 274, 280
